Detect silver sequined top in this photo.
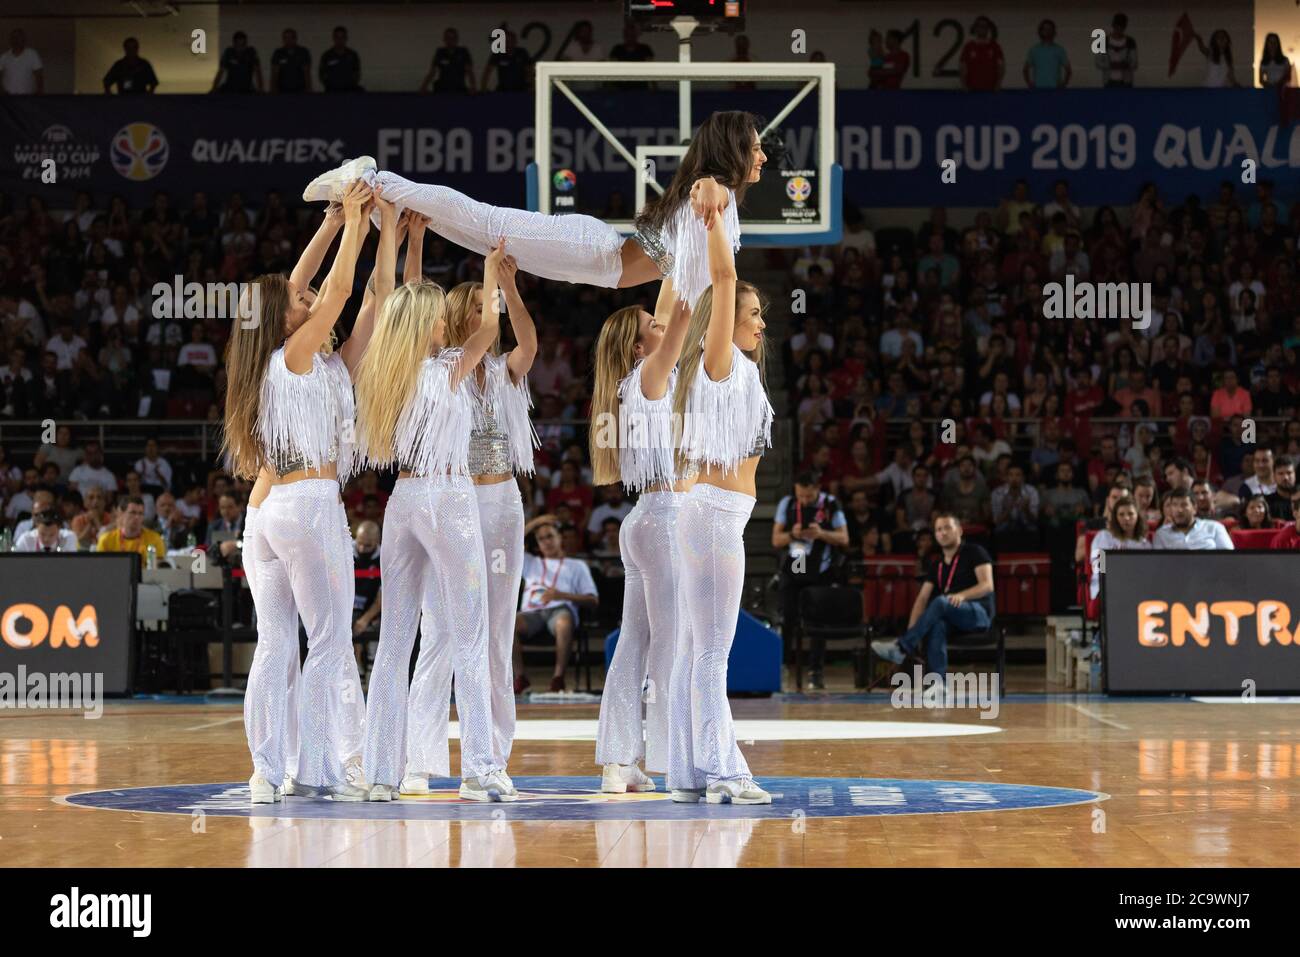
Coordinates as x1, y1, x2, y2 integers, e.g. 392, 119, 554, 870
632, 226, 673, 278
468, 402, 512, 476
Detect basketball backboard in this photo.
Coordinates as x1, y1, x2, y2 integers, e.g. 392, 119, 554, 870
528, 59, 841, 248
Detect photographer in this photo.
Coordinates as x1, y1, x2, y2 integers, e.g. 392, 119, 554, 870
772, 471, 849, 690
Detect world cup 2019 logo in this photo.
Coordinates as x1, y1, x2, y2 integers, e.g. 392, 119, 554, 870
785, 175, 811, 204
110, 123, 169, 181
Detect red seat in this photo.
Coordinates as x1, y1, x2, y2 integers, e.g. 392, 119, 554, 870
861, 556, 917, 626
1230, 528, 1278, 550
995, 552, 1051, 616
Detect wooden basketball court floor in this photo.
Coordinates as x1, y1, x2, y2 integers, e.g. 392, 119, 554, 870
3, 687, 1298, 868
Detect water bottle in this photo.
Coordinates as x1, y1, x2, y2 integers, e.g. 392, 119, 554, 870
186, 531, 197, 551
0, 528, 11, 553
146, 544, 157, 570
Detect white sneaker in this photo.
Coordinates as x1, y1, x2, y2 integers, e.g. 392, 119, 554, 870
601, 763, 656, 794
671, 788, 705, 803
249, 772, 281, 804
459, 770, 519, 802
400, 772, 431, 795
302, 155, 377, 203
368, 784, 395, 802
344, 755, 368, 791
706, 778, 772, 805
327, 782, 369, 802
281, 774, 296, 796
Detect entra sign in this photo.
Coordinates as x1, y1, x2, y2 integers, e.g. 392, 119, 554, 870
1137, 601, 1296, 648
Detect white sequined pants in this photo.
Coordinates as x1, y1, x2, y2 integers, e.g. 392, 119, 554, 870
595, 491, 681, 772
407, 478, 525, 774
368, 171, 625, 288
669, 483, 754, 788
363, 476, 498, 786
244, 481, 364, 788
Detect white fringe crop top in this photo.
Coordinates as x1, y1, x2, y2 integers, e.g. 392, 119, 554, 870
256, 347, 358, 482
679, 343, 773, 476
362, 348, 474, 477
633, 187, 741, 308
467, 353, 539, 476
616, 360, 678, 493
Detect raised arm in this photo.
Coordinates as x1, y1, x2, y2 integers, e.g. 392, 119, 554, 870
701, 208, 738, 382
641, 276, 690, 400
340, 192, 400, 376
284, 181, 371, 373
524, 513, 560, 536
499, 256, 538, 383
290, 202, 344, 295
403, 211, 429, 284
452, 238, 506, 387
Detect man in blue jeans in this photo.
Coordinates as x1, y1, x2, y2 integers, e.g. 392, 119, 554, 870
871, 513, 995, 675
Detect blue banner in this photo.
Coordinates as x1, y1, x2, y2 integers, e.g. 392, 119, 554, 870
3, 89, 1296, 210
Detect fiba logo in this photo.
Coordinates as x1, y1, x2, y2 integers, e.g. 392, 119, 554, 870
552, 168, 577, 192
43, 124, 76, 146
786, 176, 812, 204
110, 123, 169, 182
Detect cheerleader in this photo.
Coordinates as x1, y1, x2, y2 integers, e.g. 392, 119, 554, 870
356, 240, 515, 802
303, 111, 766, 305
667, 209, 774, 805
242, 206, 418, 799
224, 181, 394, 803
591, 278, 692, 792
400, 268, 538, 795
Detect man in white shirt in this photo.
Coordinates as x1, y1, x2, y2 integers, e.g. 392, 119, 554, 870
134, 438, 173, 494
46, 322, 87, 371
790, 317, 835, 365
0, 29, 43, 95
513, 515, 598, 693
67, 441, 118, 496
1243, 448, 1277, 497
15, 508, 77, 552
1152, 489, 1234, 550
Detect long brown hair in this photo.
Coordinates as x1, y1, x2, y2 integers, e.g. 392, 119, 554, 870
635, 111, 762, 235
589, 306, 644, 486
221, 274, 291, 479
1106, 495, 1145, 541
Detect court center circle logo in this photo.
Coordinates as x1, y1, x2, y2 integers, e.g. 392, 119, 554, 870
64, 776, 1106, 822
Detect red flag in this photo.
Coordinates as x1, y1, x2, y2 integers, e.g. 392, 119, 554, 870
1169, 13, 1195, 76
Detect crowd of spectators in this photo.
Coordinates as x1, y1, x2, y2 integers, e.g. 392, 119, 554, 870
4, 15, 1294, 98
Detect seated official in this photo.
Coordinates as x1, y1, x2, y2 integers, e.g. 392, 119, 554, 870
14, 507, 78, 552
96, 495, 166, 566
513, 514, 598, 694
871, 512, 995, 676
772, 471, 849, 691
1152, 489, 1234, 550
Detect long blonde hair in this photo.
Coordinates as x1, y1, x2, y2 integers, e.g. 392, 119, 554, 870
221, 273, 291, 479
671, 280, 767, 432
444, 281, 501, 355
354, 279, 446, 465
589, 306, 644, 486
